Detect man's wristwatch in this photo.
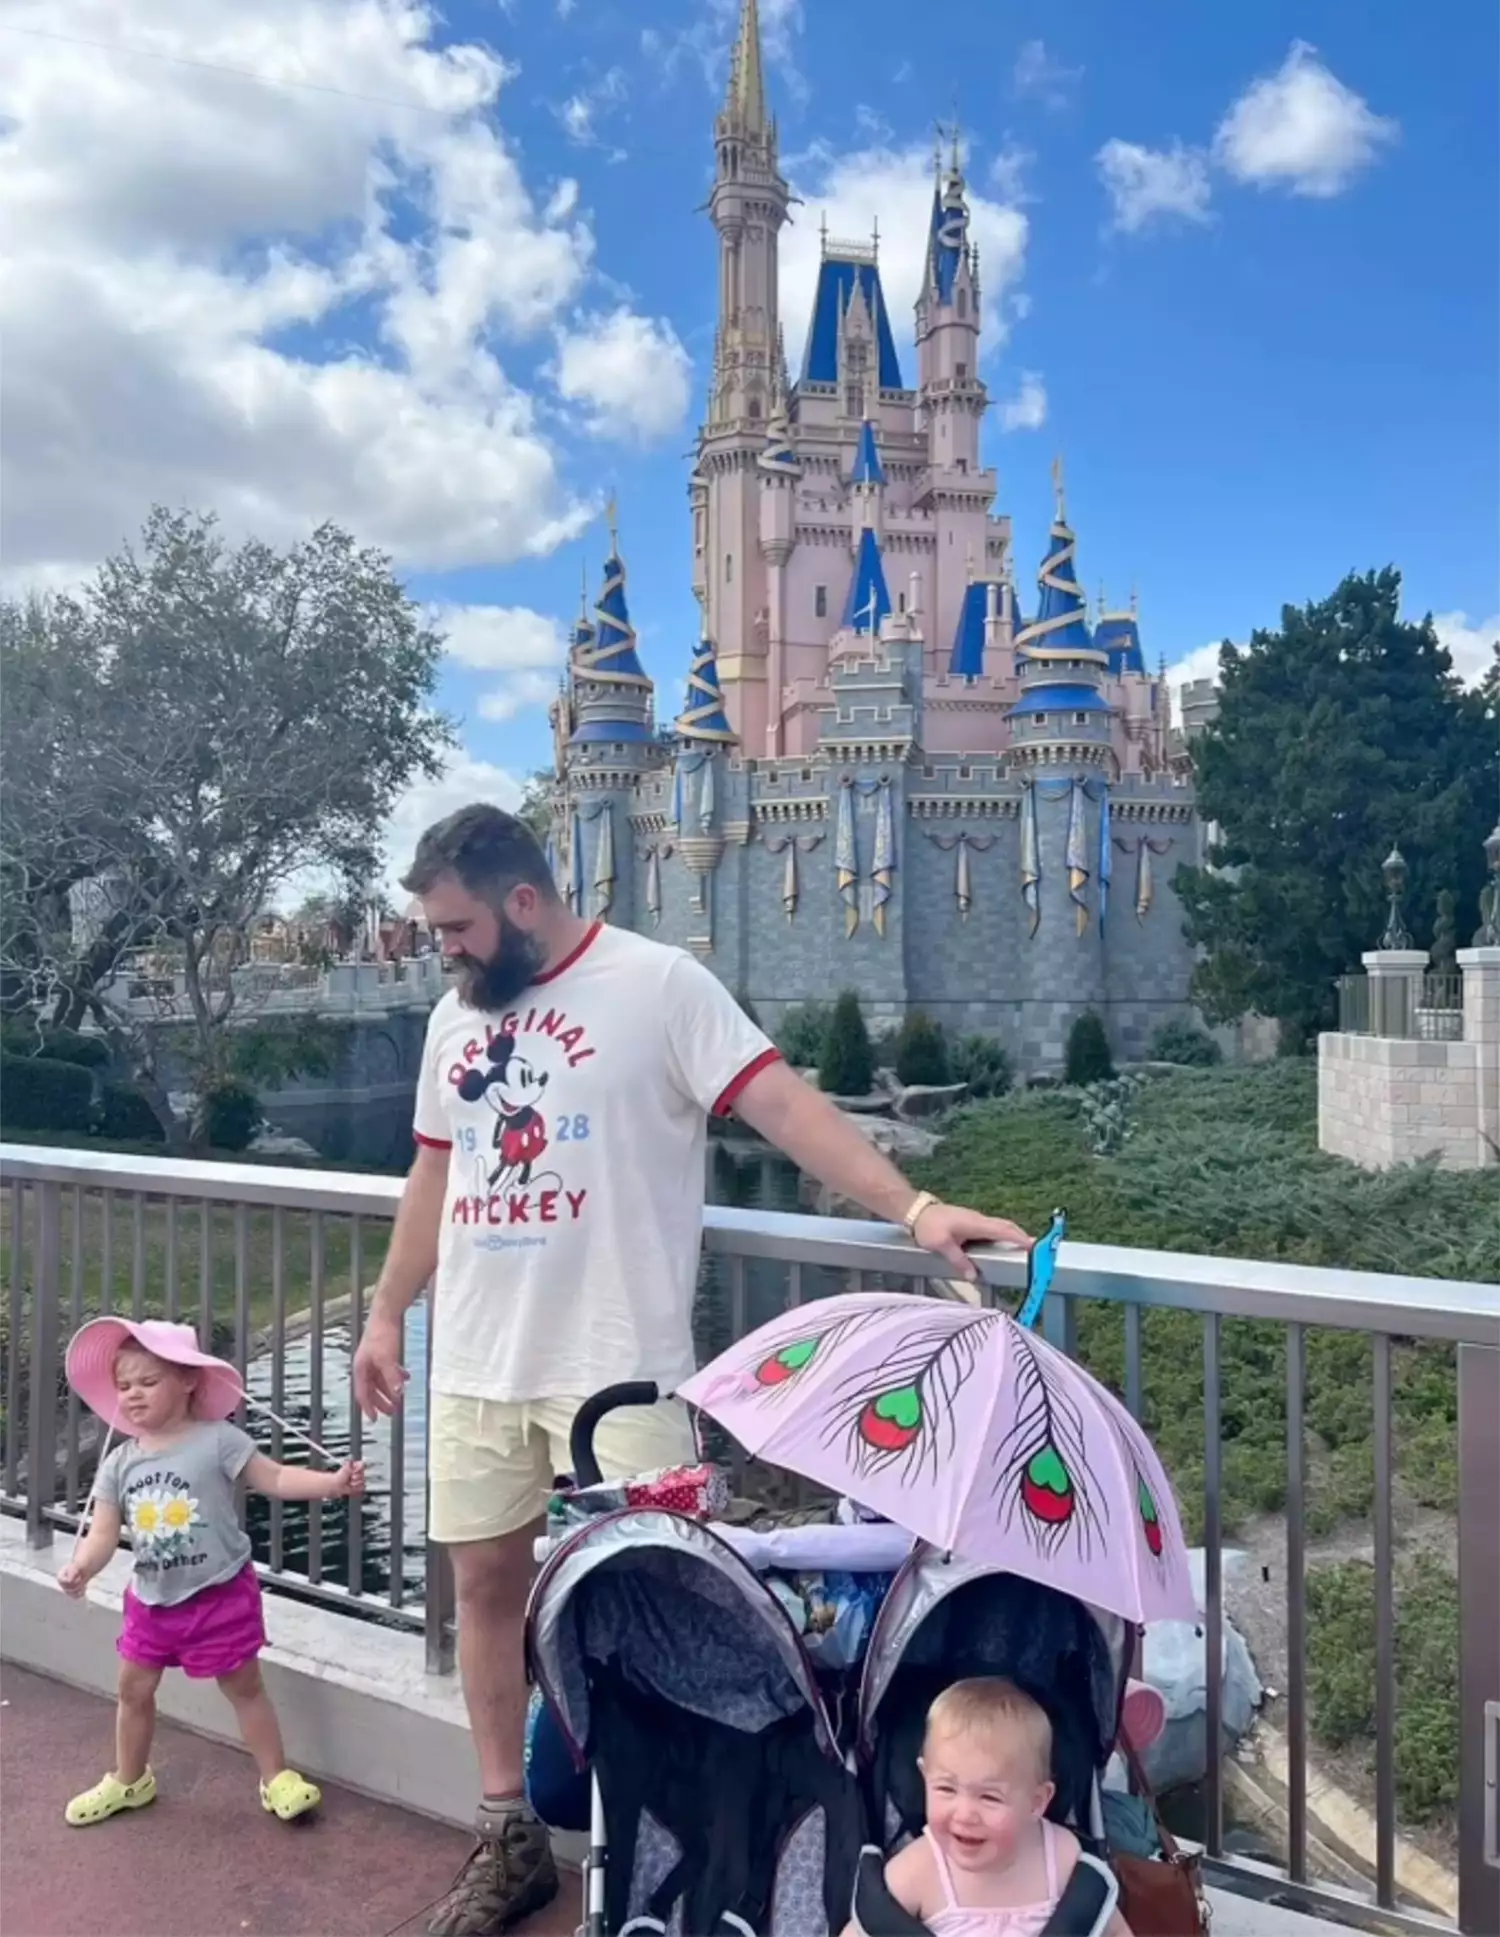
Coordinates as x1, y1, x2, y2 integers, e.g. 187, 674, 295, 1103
903, 1190, 941, 1237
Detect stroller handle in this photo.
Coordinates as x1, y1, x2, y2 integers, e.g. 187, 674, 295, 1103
569, 1381, 662, 1488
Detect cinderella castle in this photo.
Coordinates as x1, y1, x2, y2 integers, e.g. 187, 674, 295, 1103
546, 0, 1202, 1068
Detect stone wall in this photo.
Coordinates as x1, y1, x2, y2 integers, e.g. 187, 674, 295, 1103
1317, 1032, 1486, 1170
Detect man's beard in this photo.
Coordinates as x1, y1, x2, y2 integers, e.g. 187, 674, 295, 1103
454, 913, 549, 1010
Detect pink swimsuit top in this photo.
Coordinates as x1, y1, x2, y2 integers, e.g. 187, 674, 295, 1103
921, 1820, 1063, 1937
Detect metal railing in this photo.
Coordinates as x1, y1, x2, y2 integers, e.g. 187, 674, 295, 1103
1, 1143, 1497, 1936
1337, 972, 1466, 1041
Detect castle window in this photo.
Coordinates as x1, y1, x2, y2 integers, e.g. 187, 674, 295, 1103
956, 289, 968, 319
897, 591, 906, 613
814, 585, 827, 617
1074, 712, 1089, 726
956, 458, 967, 473
725, 553, 733, 583
1033, 713, 1047, 726
956, 362, 967, 380
748, 398, 761, 419
959, 765, 971, 779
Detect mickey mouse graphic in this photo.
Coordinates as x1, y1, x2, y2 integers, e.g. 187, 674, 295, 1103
456, 1033, 552, 1194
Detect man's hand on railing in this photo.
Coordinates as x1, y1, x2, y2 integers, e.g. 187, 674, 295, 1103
353, 1312, 409, 1420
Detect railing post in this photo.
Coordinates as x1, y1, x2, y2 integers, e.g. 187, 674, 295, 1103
1362, 949, 1428, 1039
424, 1537, 456, 1676
1458, 1343, 1500, 1936
25, 1180, 63, 1549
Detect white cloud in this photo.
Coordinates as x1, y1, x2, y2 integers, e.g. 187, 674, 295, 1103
1012, 39, 1082, 109
1431, 611, 1500, 689
1164, 643, 1230, 727
0, 0, 683, 587
551, 309, 693, 442
382, 745, 525, 896
988, 142, 1035, 204
1214, 42, 1397, 198
431, 600, 571, 723
781, 141, 1029, 368
1097, 138, 1213, 234
998, 372, 1047, 433
434, 603, 570, 671
554, 65, 626, 153
478, 672, 563, 721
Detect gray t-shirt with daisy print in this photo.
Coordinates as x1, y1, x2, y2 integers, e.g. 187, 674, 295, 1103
95, 1420, 256, 1606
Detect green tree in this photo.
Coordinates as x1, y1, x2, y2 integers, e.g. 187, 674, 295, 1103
515, 771, 556, 845
1065, 1011, 1115, 1086
0, 510, 452, 1145
819, 990, 874, 1098
1175, 570, 1495, 1047
894, 1010, 951, 1086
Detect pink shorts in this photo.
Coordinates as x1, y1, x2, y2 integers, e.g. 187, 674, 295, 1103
118, 1564, 265, 1679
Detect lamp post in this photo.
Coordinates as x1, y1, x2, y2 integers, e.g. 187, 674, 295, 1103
1379, 845, 1412, 951
1479, 822, 1500, 948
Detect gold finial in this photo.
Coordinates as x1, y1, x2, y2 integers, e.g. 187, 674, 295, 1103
578, 561, 589, 618
932, 124, 943, 179
1051, 454, 1066, 524
950, 95, 962, 175
1098, 580, 1107, 620
871, 214, 880, 255
819, 208, 828, 253
605, 491, 619, 555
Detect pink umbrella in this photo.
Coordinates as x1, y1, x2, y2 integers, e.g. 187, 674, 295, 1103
679, 1292, 1198, 1627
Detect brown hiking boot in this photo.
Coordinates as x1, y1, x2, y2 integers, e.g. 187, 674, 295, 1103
426, 1807, 559, 1936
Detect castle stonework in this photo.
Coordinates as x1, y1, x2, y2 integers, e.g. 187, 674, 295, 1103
548, 0, 1203, 1068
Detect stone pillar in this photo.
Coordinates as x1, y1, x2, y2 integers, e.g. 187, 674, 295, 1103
1361, 949, 1428, 1038
1458, 947, 1500, 1165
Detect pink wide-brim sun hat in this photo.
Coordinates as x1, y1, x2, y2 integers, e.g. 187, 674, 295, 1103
66, 1317, 244, 1434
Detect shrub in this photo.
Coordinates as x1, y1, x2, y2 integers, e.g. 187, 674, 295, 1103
1064, 1011, 1114, 1086
1306, 1555, 1459, 1823
819, 991, 874, 1098
948, 1033, 1014, 1100
894, 1010, 951, 1086
98, 1081, 167, 1144
196, 1079, 261, 1152
1150, 1018, 1223, 1067
776, 1001, 831, 1070
0, 1051, 94, 1133
1078, 1074, 1141, 1155
0, 1021, 111, 1069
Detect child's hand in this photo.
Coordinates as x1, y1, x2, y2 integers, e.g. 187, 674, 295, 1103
328, 1459, 366, 1498
57, 1559, 90, 1599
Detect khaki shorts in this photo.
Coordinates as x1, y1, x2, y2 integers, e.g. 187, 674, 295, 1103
427, 1392, 698, 1544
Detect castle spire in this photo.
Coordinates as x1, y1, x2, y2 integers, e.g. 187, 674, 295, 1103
723, 0, 768, 136
568, 518, 654, 748
676, 634, 738, 744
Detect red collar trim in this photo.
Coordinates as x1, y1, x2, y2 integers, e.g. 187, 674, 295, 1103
532, 920, 603, 985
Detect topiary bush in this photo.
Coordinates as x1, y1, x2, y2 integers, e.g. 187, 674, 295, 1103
948, 1033, 1014, 1100
819, 991, 874, 1098
776, 1001, 830, 1070
195, 1079, 261, 1152
98, 1081, 167, 1143
893, 1010, 951, 1086
0, 1051, 95, 1133
1064, 1011, 1114, 1086
1150, 1018, 1223, 1067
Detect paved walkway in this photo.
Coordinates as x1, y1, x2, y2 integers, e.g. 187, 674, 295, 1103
1, 1664, 579, 1937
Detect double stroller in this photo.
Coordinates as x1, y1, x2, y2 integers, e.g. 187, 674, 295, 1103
524, 1383, 1137, 1937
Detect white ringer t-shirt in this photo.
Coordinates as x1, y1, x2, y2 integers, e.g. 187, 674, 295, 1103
413, 921, 780, 1404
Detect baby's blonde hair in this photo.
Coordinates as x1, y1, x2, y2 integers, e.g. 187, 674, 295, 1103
925, 1678, 1053, 1787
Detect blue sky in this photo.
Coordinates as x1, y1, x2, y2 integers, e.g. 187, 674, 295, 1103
3, 0, 1496, 874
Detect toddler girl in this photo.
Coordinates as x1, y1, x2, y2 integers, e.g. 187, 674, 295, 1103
879, 1677, 1132, 1937
58, 1316, 364, 1828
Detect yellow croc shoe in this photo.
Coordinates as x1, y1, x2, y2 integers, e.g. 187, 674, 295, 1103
65, 1768, 158, 1826
260, 1768, 322, 1821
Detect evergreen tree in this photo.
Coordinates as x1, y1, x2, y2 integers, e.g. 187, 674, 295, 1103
1065, 1011, 1114, 1086
894, 1010, 951, 1086
1175, 570, 1494, 1046
819, 990, 874, 1097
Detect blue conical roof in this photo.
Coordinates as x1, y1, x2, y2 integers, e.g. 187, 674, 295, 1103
849, 418, 885, 486
568, 540, 654, 747
841, 524, 892, 635
1014, 517, 1094, 657
590, 550, 651, 682
949, 578, 996, 679
676, 636, 737, 744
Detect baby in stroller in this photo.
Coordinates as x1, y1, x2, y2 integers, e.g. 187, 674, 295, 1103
525, 1387, 1152, 1937
851, 1677, 1130, 1937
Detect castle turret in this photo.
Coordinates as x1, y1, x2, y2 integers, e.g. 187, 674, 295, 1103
849, 417, 885, 538
565, 518, 656, 925
675, 634, 738, 745
1008, 461, 1115, 771
916, 142, 983, 475
841, 524, 893, 639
